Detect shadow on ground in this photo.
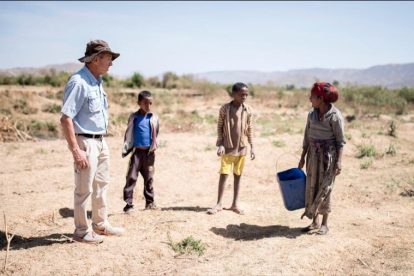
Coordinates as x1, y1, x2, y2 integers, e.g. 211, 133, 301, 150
210, 223, 304, 240
161, 206, 209, 212
0, 231, 74, 250
59, 207, 92, 218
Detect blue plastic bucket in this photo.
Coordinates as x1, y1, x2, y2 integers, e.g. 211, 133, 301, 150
276, 154, 306, 211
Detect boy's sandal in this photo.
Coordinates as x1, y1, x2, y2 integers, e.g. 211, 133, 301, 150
145, 203, 160, 210
207, 206, 222, 215
316, 228, 329, 235
231, 206, 245, 215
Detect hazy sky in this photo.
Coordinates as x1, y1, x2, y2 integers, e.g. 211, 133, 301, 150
1, 1, 414, 77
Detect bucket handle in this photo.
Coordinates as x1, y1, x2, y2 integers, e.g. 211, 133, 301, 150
276, 153, 301, 175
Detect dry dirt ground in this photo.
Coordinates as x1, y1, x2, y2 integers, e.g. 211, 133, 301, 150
1, 89, 414, 275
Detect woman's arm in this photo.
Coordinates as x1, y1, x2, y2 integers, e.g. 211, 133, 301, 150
334, 147, 343, 175
299, 114, 310, 169
298, 147, 308, 169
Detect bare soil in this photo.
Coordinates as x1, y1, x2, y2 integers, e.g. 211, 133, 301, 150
1, 86, 414, 275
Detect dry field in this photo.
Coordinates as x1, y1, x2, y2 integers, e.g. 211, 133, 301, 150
0, 85, 414, 275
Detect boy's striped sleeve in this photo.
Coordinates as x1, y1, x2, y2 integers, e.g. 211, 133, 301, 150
216, 106, 226, 147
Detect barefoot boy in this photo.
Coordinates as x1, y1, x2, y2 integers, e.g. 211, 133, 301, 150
207, 82, 255, 215
122, 90, 160, 213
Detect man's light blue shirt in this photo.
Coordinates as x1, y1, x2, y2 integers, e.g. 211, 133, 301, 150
61, 66, 108, 134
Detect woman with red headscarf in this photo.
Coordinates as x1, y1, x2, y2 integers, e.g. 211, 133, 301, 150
298, 82, 346, 235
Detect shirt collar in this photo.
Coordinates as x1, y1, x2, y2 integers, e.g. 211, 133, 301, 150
326, 104, 337, 115
134, 109, 153, 118
316, 104, 337, 119
229, 101, 247, 111
82, 65, 102, 85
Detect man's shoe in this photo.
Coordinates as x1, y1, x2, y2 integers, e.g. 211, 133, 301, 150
93, 225, 125, 236
73, 231, 105, 244
123, 204, 135, 214
145, 202, 160, 210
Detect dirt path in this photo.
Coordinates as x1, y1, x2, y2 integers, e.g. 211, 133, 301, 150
1, 129, 413, 275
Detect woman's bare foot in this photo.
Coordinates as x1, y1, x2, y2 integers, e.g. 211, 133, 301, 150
301, 222, 320, 232
317, 225, 329, 235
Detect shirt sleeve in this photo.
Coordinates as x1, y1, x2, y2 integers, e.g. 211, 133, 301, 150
247, 107, 253, 145
332, 112, 346, 148
216, 106, 225, 147
302, 112, 310, 150
61, 80, 85, 119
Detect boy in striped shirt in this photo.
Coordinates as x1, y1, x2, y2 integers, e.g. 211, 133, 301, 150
207, 83, 255, 215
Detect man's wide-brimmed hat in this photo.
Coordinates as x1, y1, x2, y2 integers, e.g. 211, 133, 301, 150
78, 39, 120, 63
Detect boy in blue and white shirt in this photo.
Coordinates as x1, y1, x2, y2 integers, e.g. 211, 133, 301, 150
122, 90, 160, 213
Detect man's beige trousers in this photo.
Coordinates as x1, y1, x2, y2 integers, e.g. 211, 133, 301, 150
73, 136, 109, 236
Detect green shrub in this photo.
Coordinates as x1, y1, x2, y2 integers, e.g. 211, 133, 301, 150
357, 144, 376, 158
158, 140, 167, 148
0, 108, 11, 115
162, 72, 179, 89
167, 232, 205, 256
272, 140, 286, 147
285, 84, 295, 91
56, 90, 65, 100
131, 72, 145, 88
398, 87, 414, 103
13, 99, 37, 114
42, 103, 61, 114
248, 83, 255, 98
147, 76, 161, 88
111, 113, 130, 126
226, 85, 233, 98
49, 72, 72, 87
28, 120, 58, 137
190, 110, 203, 123
204, 114, 217, 125
386, 144, 396, 155
341, 85, 408, 112
102, 75, 114, 87
361, 159, 373, 169
36, 148, 47, 154
45, 122, 57, 132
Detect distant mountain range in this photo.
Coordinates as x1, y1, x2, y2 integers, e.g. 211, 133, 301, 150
1, 62, 414, 88
0, 63, 83, 77
194, 63, 414, 89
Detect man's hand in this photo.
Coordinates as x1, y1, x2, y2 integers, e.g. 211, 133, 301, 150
217, 146, 225, 157
61, 115, 89, 170
333, 161, 342, 176
73, 148, 89, 170
298, 158, 305, 170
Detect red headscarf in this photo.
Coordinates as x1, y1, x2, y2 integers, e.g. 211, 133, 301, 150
311, 82, 339, 104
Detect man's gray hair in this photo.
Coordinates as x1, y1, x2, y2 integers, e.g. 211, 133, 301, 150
85, 52, 110, 64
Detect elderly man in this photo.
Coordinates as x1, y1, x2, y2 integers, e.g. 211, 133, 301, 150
60, 40, 124, 244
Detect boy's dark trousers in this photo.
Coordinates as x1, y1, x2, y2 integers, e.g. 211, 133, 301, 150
123, 148, 155, 206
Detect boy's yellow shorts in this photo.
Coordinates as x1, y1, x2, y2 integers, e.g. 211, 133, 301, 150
219, 155, 246, 175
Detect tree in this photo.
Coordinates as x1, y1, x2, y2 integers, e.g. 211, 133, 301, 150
162, 72, 179, 89
131, 72, 145, 88
102, 75, 113, 87
285, 84, 295, 91
147, 76, 161, 88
